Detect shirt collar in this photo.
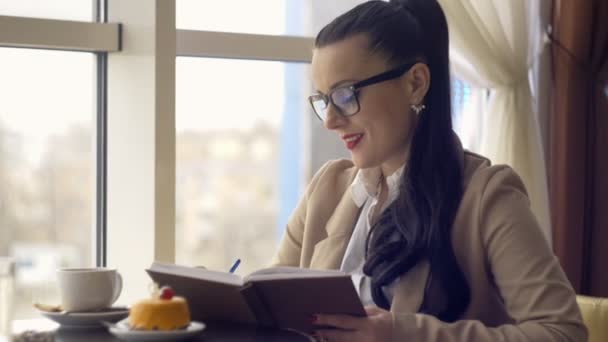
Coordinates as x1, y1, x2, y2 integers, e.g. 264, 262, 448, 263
350, 164, 405, 208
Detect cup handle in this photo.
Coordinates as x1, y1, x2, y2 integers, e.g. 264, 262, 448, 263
111, 272, 123, 305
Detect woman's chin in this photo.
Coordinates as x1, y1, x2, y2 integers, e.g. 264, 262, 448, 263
351, 155, 377, 169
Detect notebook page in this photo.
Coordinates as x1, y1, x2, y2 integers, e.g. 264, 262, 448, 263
149, 261, 244, 286
244, 266, 347, 283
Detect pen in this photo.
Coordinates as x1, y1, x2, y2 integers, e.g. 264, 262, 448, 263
229, 259, 241, 273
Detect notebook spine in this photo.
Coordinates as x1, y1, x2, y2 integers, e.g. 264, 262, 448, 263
239, 282, 275, 328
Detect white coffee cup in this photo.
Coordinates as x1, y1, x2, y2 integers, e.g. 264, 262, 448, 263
57, 268, 122, 312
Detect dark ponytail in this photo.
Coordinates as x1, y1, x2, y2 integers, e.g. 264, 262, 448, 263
315, 0, 470, 321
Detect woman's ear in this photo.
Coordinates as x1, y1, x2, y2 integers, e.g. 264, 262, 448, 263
405, 63, 431, 105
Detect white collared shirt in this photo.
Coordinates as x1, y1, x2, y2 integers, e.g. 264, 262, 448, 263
340, 164, 405, 306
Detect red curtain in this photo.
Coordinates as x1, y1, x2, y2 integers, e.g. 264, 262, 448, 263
551, 0, 608, 295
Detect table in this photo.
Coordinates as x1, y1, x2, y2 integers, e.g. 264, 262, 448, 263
11, 320, 314, 342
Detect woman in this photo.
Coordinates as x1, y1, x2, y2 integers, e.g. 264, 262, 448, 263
272, 0, 586, 341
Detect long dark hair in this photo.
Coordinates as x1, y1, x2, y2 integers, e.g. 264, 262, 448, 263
315, 0, 469, 322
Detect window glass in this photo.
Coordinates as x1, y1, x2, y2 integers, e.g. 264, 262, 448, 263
0, 0, 94, 22
176, 57, 309, 274
177, 0, 373, 36
0, 48, 96, 319
452, 78, 480, 151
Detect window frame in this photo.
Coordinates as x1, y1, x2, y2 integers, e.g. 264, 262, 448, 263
0, 15, 119, 52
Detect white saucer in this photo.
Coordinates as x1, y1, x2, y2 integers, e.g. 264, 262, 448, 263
108, 319, 205, 341
37, 307, 129, 328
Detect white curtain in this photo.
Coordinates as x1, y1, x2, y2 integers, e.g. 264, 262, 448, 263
437, 0, 551, 244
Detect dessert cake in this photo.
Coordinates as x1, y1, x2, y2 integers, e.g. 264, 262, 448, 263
128, 285, 190, 330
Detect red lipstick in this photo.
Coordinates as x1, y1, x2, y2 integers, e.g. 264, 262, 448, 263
342, 133, 364, 150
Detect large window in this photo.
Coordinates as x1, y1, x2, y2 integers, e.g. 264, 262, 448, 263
0, 48, 96, 319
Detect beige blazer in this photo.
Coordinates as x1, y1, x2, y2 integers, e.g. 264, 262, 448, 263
272, 151, 587, 341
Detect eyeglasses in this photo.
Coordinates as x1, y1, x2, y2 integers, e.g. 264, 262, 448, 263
308, 62, 416, 122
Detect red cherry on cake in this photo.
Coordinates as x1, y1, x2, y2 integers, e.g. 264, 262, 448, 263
159, 286, 174, 300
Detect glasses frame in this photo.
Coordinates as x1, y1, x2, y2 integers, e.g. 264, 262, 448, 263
308, 62, 416, 121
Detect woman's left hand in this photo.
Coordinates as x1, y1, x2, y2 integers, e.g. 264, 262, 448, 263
313, 306, 392, 342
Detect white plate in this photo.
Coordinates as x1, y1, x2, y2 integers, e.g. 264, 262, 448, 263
108, 319, 205, 341
38, 308, 129, 328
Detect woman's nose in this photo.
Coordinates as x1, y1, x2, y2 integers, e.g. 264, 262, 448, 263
323, 105, 346, 130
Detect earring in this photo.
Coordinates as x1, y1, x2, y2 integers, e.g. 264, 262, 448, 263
410, 103, 426, 115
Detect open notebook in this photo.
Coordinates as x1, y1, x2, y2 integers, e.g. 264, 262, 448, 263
146, 262, 366, 334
